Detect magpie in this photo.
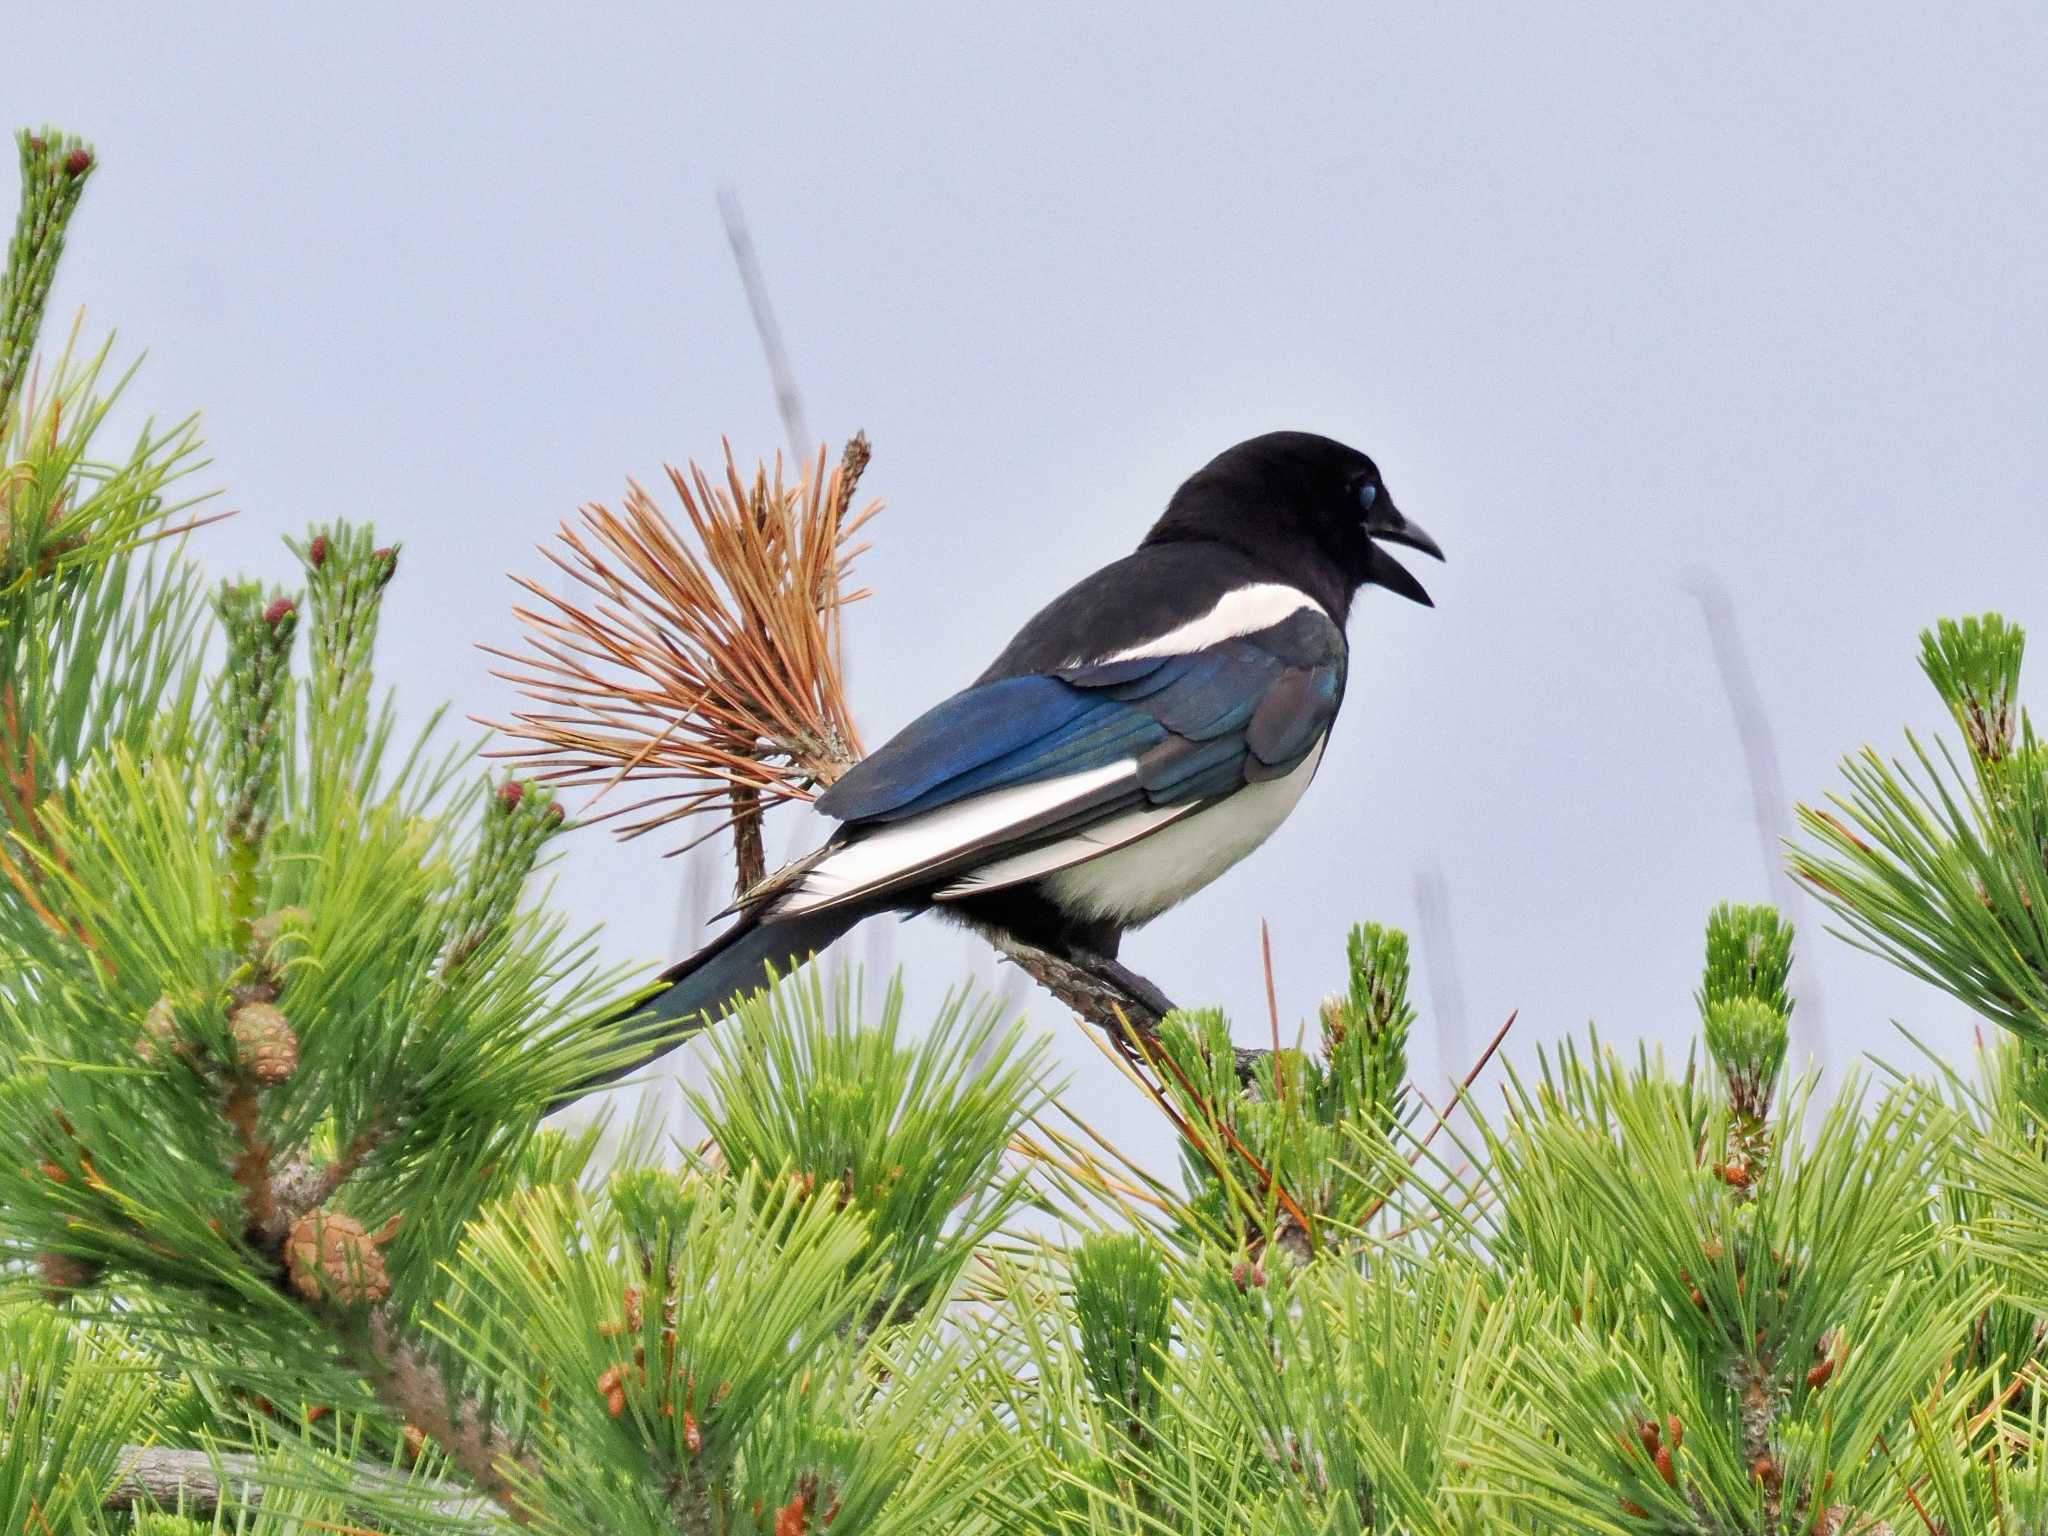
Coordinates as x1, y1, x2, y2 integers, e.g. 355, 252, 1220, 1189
623, 430, 1440, 1051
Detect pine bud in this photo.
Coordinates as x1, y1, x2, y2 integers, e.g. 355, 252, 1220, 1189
497, 780, 525, 811
1698, 904, 1796, 1021
1920, 613, 2026, 764
1072, 1233, 1172, 1424
775, 1474, 821, 1536
63, 147, 92, 177
230, 1001, 300, 1085
137, 996, 182, 1064
1324, 922, 1414, 1129
1318, 994, 1349, 1049
247, 905, 310, 958
215, 581, 299, 853
1704, 996, 1788, 1121
307, 534, 328, 569
372, 546, 399, 587
286, 1209, 391, 1305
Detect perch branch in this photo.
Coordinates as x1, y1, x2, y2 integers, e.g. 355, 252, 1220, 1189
975, 924, 1266, 1082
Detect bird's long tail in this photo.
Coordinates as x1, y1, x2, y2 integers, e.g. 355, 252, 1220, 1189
554, 905, 867, 1108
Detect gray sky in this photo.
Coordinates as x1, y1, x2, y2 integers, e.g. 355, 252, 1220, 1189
20, 5, 2048, 1150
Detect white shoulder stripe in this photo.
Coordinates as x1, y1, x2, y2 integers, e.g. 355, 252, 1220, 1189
773, 759, 1135, 916
1084, 582, 1320, 666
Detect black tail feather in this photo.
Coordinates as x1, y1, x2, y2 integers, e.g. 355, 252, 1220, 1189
552, 906, 866, 1109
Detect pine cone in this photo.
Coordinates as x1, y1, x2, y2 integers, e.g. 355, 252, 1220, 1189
137, 996, 181, 1064
36, 1249, 103, 1298
286, 1210, 391, 1306
248, 905, 310, 957
230, 1001, 300, 1085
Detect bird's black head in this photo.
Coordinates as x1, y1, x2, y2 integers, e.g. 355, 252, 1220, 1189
1142, 431, 1444, 623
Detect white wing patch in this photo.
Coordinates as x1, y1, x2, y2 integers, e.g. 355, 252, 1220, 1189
931, 800, 1198, 900
773, 760, 1135, 915
1084, 582, 1319, 666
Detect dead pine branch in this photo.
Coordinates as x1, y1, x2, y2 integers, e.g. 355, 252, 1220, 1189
489, 432, 1229, 1084
479, 435, 879, 874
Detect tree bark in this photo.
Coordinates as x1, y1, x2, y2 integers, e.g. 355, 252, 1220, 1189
106, 1446, 485, 1522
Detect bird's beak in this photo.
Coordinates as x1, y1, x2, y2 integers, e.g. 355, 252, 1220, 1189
1364, 501, 1444, 607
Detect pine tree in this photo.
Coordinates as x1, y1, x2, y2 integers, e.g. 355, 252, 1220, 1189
13, 124, 2048, 1536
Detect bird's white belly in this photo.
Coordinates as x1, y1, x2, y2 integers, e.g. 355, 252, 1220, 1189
1040, 740, 1325, 926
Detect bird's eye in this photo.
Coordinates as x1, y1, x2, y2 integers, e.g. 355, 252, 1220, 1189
1356, 480, 1379, 513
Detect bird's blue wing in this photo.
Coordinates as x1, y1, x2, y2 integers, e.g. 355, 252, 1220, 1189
814, 612, 1344, 827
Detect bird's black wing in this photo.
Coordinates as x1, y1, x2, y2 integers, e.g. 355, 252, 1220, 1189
776, 608, 1344, 914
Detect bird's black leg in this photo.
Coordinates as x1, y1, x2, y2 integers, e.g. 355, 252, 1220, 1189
1084, 954, 1179, 1022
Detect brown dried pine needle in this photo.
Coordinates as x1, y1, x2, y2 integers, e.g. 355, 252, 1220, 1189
480, 436, 878, 850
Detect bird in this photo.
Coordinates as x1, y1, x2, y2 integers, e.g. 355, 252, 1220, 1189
622, 430, 1440, 1053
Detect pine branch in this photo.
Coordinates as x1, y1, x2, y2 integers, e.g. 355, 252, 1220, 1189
271, 1127, 384, 1228
343, 1307, 541, 1525
203, 1111, 543, 1525
976, 924, 1265, 1081
105, 1446, 485, 1523
730, 780, 765, 897
223, 1080, 283, 1242
1, 128, 95, 423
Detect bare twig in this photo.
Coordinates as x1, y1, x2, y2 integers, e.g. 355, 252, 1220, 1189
1260, 918, 1283, 1097
1357, 1008, 1518, 1229
105, 1446, 482, 1523
716, 186, 810, 463
1411, 863, 1469, 1090
1408, 1008, 1517, 1167
729, 782, 766, 897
